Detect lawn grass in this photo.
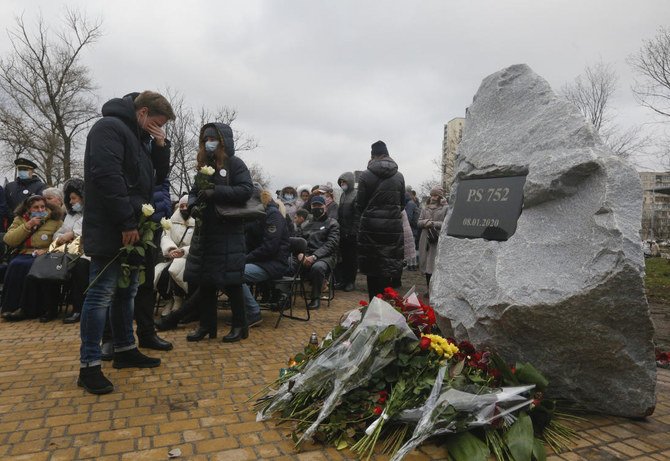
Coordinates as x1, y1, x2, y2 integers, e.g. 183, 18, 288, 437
645, 257, 670, 304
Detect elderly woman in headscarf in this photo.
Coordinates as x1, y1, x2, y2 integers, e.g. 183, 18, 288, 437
155, 195, 195, 318
418, 187, 447, 291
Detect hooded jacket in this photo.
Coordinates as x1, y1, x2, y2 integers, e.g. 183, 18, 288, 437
337, 171, 358, 237
184, 122, 253, 287
356, 156, 406, 277
54, 178, 85, 242
82, 93, 171, 258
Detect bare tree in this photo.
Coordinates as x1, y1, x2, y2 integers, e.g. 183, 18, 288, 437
164, 90, 260, 197
630, 27, 670, 119
247, 161, 271, 189
561, 61, 648, 158
0, 9, 102, 185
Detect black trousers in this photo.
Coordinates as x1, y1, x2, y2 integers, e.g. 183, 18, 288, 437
337, 234, 358, 286
366, 275, 394, 301
198, 284, 246, 334
302, 260, 330, 299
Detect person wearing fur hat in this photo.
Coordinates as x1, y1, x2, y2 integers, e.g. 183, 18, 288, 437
279, 186, 299, 219
295, 184, 312, 210
1, 195, 63, 321
418, 187, 447, 291
356, 140, 406, 300
50, 178, 90, 324
184, 122, 253, 343
298, 195, 340, 309
241, 190, 290, 325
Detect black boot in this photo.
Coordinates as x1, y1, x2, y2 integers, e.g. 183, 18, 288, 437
39, 308, 58, 323
77, 365, 114, 395
308, 284, 321, 310
222, 327, 249, 343
112, 348, 161, 369
187, 326, 217, 342
63, 312, 81, 324
138, 334, 173, 351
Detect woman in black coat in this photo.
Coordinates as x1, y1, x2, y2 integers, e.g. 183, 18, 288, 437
184, 122, 253, 342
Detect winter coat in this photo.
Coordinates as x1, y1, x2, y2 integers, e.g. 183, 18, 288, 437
246, 191, 290, 279
300, 215, 340, 270
184, 122, 253, 288
325, 200, 339, 220
0, 185, 9, 230
154, 208, 195, 292
404, 193, 420, 241
337, 171, 358, 238
152, 178, 173, 222
356, 156, 406, 277
56, 178, 85, 241
5, 176, 46, 213
401, 210, 416, 261
82, 93, 171, 258
418, 202, 447, 274
4, 207, 63, 255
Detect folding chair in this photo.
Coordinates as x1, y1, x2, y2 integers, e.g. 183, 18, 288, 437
273, 237, 310, 327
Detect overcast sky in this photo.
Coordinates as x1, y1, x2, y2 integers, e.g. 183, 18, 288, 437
1, 0, 669, 192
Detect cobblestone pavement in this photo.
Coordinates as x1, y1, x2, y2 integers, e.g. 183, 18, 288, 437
0, 277, 669, 460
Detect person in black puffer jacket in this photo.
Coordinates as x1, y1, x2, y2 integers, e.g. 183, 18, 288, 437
241, 190, 290, 326
356, 140, 406, 300
79, 91, 175, 395
184, 123, 253, 343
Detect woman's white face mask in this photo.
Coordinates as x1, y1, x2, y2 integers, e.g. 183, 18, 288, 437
205, 140, 219, 152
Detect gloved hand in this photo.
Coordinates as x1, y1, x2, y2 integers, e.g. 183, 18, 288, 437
190, 206, 201, 220
197, 189, 215, 203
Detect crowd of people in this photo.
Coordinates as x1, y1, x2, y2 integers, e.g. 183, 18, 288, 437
0, 90, 449, 395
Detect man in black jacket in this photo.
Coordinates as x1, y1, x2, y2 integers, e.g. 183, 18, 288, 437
299, 195, 340, 309
78, 91, 175, 395
356, 141, 406, 300
241, 190, 290, 326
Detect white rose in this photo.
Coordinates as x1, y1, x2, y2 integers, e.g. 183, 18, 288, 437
200, 166, 215, 176
141, 204, 155, 217
160, 217, 171, 230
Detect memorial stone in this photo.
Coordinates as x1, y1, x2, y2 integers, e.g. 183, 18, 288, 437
432, 64, 656, 417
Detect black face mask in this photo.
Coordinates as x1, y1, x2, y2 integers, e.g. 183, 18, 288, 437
179, 210, 190, 220
312, 208, 325, 220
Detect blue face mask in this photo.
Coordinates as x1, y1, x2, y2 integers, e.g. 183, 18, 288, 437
30, 211, 48, 219
71, 202, 83, 213
17, 170, 30, 180
283, 194, 294, 201
205, 140, 219, 152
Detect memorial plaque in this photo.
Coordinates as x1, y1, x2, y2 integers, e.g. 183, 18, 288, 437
446, 175, 526, 241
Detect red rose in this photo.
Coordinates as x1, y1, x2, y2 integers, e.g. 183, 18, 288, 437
419, 336, 432, 350
378, 396, 387, 404
458, 340, 476, 355
373, 406, 383, 415
359, 300, 368, 306
378, 390, 388, 398
375, 294, 383, 299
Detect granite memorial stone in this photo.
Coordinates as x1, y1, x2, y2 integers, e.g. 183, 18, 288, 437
432, 64, 656, 417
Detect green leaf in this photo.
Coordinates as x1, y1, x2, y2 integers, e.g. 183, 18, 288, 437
514, 363, 549, 392
504, 412, 534, 461
377, 325, 398, 343
336, 439, 348, 450
135, 246, 145, 257
490, 353, 519, 386
118, 275, 130, 288
138, 269, 146, 286
145, 241, 157, 248
446, 432, 490, 461
532, 438, 547, 461
450, 360, 465, 378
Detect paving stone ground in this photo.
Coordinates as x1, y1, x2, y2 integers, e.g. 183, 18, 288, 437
0, 273, 669, 460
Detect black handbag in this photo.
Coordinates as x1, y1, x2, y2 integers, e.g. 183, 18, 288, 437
426, 226, 440, 244
28, 251, 80, 282
213, 165, 266, 222
215, 197, 266, 222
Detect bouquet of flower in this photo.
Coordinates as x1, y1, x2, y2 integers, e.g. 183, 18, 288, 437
255, 287, 578, 461
192, 166, 215, 228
